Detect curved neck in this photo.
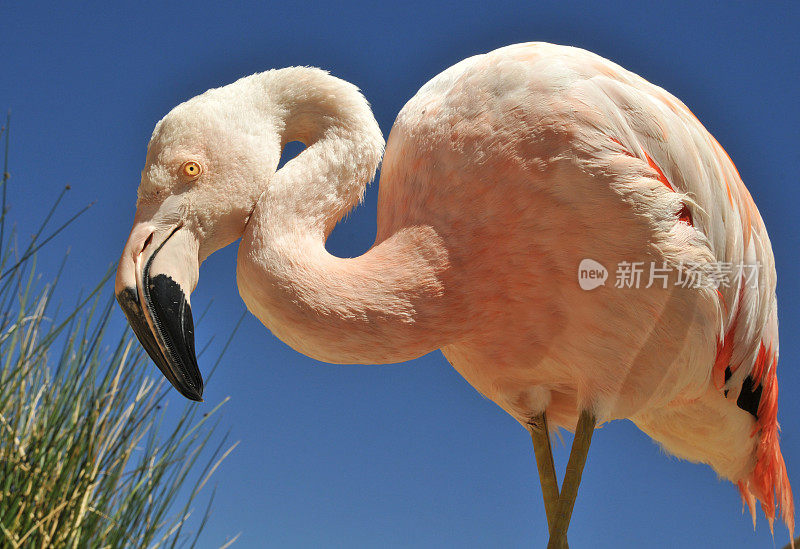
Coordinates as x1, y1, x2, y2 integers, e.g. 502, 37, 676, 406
236, 68, 453, 364
238, 225, 451, 364
254, 67, 385, 237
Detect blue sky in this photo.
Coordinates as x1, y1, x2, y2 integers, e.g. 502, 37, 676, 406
2, 1, 798, 547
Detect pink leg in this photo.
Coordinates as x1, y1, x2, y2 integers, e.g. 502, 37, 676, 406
546, 410, 596, 549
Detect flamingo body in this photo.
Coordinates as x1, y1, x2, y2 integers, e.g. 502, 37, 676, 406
375, 44, 791, 528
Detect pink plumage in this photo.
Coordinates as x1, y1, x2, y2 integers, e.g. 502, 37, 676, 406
116, 42, 794, 545
378, 43, 793, 534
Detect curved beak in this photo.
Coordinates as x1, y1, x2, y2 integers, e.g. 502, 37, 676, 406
115, 223, 203, 401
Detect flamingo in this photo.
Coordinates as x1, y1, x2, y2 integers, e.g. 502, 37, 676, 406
115, 42, 794, 546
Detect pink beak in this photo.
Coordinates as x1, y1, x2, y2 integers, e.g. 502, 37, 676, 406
115, 222, 203, 401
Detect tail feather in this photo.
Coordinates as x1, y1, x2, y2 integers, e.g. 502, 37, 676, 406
737, 354, 794, 545
738, 480, 757, 529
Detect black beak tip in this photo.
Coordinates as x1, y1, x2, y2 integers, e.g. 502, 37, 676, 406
179, 385, 204, 402
184, 393, 204, 402
116, 280, 205, 404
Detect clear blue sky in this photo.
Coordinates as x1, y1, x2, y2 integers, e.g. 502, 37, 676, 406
3, 2, 798, 547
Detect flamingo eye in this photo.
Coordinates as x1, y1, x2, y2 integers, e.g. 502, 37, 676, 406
181, 161, 202, 180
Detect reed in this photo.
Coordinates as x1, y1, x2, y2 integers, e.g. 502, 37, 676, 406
0, 116, 237, 547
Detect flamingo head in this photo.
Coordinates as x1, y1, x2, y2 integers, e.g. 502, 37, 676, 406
115, 81, 281, 401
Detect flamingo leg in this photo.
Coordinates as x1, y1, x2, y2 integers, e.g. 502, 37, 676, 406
545, 410, 596, 549
530, 411, 567, 548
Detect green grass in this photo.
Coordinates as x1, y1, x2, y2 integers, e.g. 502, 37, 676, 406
0, 116, 238, 548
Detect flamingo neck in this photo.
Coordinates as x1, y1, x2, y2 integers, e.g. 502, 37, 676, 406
252, 67, 385, 237
238, 222, 451, 364
236, 67, 453, 364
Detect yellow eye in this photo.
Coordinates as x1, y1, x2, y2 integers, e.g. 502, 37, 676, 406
181, 161, 202, 179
